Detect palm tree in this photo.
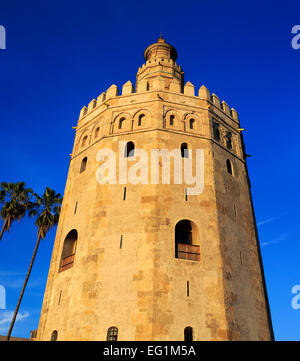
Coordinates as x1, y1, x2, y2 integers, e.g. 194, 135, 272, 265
0, 187, 5, 204
0, 182, 34, 241
6, 187, 62, 341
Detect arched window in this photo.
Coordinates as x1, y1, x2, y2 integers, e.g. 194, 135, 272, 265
106, 327, 118, 341
176, 220, 192, 245
189, 118, 195, 129
118, 117, 125, 129
138, 114, 145, 126
95, 127, 100, 138
59, 229, 78, 272
169, 114, 175, 126
80, 157, 87, 173
50, 330, 58, 341
175, 220, 200, 261
213, 121, 220, 141
82, 135, 88, 147
124, 141, 135, 158
226, 159, 233, 175
181, 143, 189, 158
184, 327, 193, 342
225, 132, 232, 150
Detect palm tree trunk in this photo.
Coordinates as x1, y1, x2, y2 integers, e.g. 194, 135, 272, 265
5, 232, 42, 341
0, 218, 8, 241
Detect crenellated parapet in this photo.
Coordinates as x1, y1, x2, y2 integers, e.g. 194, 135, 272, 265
75, 82, 241, 161
197, 85, 239, 123
78, 79, 239, 129
74, 87, 242, 160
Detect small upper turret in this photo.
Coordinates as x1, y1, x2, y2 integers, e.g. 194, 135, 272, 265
136, 36, 184, 91
143, 34, 178, 61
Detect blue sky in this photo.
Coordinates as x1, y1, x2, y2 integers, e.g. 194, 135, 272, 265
0, 0, 300, 340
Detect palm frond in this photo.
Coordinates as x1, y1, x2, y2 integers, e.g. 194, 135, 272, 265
0, 182, 35, 240
33, 187, 62, 239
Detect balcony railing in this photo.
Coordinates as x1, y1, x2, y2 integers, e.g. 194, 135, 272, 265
176, 243, 200, 261
30, 329, 37, 340
59, 253, 75, 272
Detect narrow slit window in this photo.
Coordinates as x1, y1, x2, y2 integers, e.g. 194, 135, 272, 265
138, 114, 144, 126
74, 201, 78, 215
189, 118, 195, 129
213, 121, 220, 141
226, 159, 233, 175
181, 143, 189, 158
82, 135, 88, 148
120, 234, 123, 249
170, 114, 175, 126
118, 117, 125, 129
226, 132, 232, 150
123, 187, 127, 200
187, 281, 189, 297
58, 290, 62, 305
80, 157, 87, 173
124, 142, 135, 158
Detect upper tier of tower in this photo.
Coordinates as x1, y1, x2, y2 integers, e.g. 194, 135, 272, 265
76, 36, 240, 130
136, 36, 184, 90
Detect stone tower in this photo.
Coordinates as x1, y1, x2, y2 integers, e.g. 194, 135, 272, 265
37, 37, 274, 341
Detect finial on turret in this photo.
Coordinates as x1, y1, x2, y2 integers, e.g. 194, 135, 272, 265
158, 33, 165, 43
144, 36, 177, 61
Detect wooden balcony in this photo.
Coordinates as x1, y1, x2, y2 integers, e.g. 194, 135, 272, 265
59, 253, 75, 272
176, 243, 200, 261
